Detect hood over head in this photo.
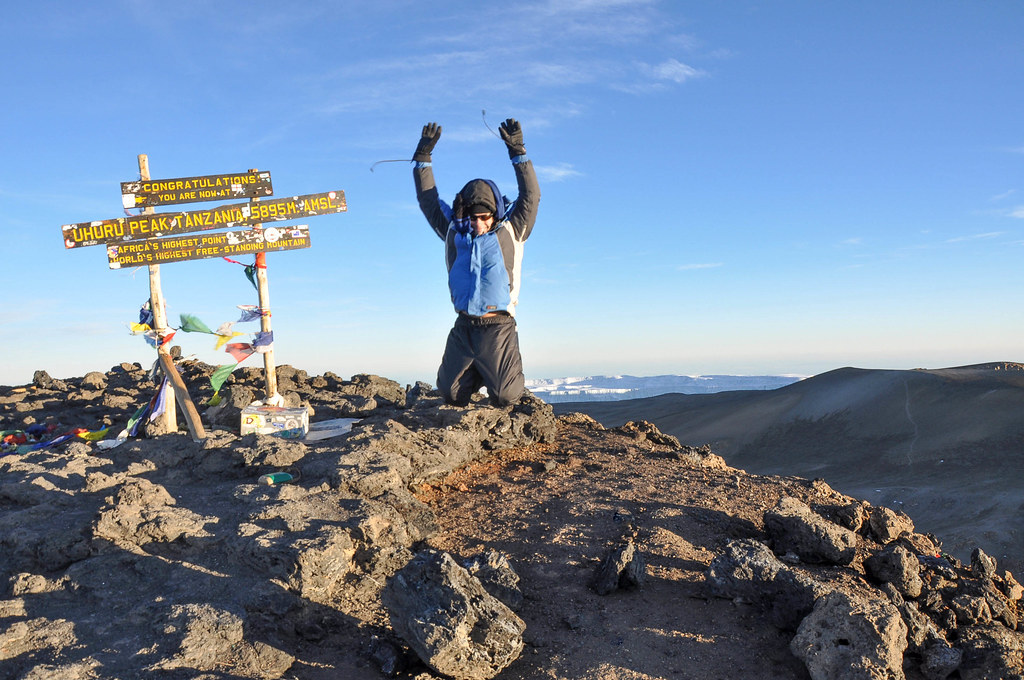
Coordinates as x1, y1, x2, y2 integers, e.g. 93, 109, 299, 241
457, 179, 506, 219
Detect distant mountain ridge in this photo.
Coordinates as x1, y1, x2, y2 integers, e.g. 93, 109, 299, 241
552, 363, 1024, 575
527, 374, 804, 402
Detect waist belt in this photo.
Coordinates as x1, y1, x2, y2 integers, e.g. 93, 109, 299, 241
456, 312, 514, 326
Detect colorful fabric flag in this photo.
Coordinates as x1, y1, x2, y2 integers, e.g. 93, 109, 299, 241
4, 424, 61, 454
214, 321, 236, 336
149, 378, 170, 422
25, 424, 53, 438
27, 429, 86, 451
253, 331, 274, 353
128, 401, 150, 437
179, 314, 214, 334
130, 322, 152, 333
237, 305, 263, 323
139, 302, 154, 327
97, 401, 151, 450
209, 363, 238, 394
244, 265, 258, 291
143, 330, 176, 348
2, 432, 27, 449
213, 331, 244, 350
76, 427, 110, 441
224, 342, 256, 363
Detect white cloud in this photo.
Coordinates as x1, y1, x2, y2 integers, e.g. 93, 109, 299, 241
524, 61, 602, 87
444, 124, 504, 144
991, 189, 1017, 201
542, 0, 654, 10
944, 231, 1005, 243
1011, 207, 1024, 219
310, 2, 710, 121
677, 262, 723, 271
535, 162, 583, 182
841, 237, 863, 246
648, 58, 706, 83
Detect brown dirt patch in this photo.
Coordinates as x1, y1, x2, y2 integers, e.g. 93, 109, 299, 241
411, 416, 875, 679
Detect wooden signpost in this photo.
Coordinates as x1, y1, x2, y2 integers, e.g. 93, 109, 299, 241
138, 155, 186, 438
62, 157, 347, 440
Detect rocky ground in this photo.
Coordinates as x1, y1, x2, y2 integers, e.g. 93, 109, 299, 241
1, 359, 1022, 679
556, 363, 1024, 577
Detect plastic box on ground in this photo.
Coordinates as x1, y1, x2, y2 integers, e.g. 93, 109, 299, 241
240, 405, 309, 438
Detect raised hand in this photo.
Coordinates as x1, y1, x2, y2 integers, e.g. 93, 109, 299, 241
413, 122, 442, 162
499, 118, 525, 158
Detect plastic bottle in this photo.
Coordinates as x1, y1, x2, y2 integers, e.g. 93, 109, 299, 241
258, 472, 294, 485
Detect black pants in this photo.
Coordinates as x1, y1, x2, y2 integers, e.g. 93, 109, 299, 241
437, 314, 525, 407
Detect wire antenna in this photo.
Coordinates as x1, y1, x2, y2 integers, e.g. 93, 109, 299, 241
481, 109, 502, 139
369, 159, 412, 172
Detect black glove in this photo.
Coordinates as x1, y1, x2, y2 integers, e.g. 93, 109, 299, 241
499, 118, 526, 159
413, 122, 442, 162
451, 193, 465, 220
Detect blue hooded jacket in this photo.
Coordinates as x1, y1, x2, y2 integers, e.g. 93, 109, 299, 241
414, 158, 540, 317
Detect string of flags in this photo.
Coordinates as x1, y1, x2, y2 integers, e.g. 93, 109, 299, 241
129, 305, 272, 404
127, 258, 274, 407
3, 259, 277, 456
2, 424, 110, 455
1, 378, 171, 455
119, 257, 279, 404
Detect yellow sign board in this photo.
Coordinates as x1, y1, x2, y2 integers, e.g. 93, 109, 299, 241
62, 190, 345, 249
106, 226, 310, 269
121, 170, 273, 208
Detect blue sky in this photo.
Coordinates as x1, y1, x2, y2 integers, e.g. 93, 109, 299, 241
2, 1, 1022, 387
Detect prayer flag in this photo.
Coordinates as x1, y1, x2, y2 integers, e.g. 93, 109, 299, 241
210, 363, 238, 393
253, 331, 274, 353
139, 302, 154, 327
128, 402, 149, 437
213, 331, 244, 350
244, 265, 258, 291
179, 314, 214, 334
237, 305, 263, 323
225, 342, 256, 363
76, 427, 110, 441
149, 378, 170, 421
143, 330, 175, 347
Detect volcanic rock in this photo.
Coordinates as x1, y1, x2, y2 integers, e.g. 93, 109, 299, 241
382, 549, 526, 680
764, 496, 858, 565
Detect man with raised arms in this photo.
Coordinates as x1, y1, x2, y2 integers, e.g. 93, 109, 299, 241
412, 118, 540, 407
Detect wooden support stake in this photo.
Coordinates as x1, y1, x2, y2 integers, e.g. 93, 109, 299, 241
139, 154, 178, 433
158, 353, 207, 442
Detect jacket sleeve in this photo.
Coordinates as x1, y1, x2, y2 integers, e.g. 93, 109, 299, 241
413, 163, 449, 241
507, 158, 540, 241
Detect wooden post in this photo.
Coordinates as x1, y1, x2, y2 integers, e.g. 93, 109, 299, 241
138, 154, 206, 442
139, 154, 177, 432
255, 250, 282, 405
250, 173, 283, 406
